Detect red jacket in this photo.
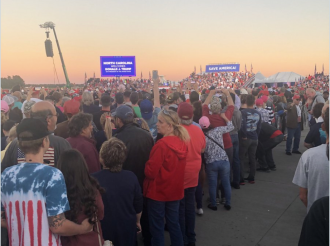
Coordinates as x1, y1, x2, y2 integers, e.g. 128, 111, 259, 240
66, 135, 101, 174
143, 136, 187, 201
202, 104, 234, 149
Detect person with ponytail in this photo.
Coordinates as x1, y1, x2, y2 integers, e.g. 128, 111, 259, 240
94, 112, 117, 152
143, 109, 189, 246
57, 149, 105, 246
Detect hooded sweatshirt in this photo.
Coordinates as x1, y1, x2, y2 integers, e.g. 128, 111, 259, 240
309, 92, 326, 111
143, 136, 187, 201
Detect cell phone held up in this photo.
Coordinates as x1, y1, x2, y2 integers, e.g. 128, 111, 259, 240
152, 70, 159, 80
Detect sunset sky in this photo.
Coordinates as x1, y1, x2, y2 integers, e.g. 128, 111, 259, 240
1, 0, 329, 84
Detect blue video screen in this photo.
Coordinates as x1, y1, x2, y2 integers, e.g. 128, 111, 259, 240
206, 64, 240, 73
100, 56, 136, 77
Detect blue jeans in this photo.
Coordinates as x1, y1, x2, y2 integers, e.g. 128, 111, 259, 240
286, 123, 301, 152
206, 160, 231, 207
179, 187, 196, 245
195, 178, 203, 209
230, 134, 240, 186
148, 199, 183, 246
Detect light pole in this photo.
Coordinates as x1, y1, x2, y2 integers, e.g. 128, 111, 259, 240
40, 22, 71, 88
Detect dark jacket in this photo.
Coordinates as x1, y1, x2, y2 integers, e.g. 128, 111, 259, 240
93, 109, 111, 131
56, 106, 67, 124
258, 122, 283, 143
54, 120, 70, 139
114, 123, 154, 188
83, 104, 101, 115
66, 135, 101, 173
286, 103, 299, 128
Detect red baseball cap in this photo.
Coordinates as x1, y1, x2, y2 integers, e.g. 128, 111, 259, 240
261, 95, 268, 103
292, 95, 300, 100
63, 99, 80, 115
178, 102, 193, 120
256, 98, 264, 106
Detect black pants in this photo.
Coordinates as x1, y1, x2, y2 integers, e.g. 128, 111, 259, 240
256, 135, 284, 169
256, 143, 275, 169
141, 197, 152, 246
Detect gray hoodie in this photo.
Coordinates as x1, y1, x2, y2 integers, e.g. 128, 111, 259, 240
310, 92, 325, 111
222, 106, 242, 135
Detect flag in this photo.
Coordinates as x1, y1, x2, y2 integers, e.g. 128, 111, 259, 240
18, 147, 54, 166
245, 64, 247, 73
200, 65, 202, 74
322, 64, 324, 74
251, 64, 253, 73
149, 71, 151, 80
141, 72, 143, 79
314, 64, 316, 76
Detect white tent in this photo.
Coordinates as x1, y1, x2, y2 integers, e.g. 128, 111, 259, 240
255, 72, 266, 80
252, 72, 304, 87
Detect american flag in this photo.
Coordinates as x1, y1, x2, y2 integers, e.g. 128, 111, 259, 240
2, 164, 70, 246
17, 147, 55, 166
3, 199, 61, 246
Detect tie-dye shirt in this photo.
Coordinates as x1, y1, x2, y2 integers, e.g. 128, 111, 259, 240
1, 163, 70, 246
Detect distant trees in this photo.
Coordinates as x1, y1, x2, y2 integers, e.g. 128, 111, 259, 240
1, 75, 25, 89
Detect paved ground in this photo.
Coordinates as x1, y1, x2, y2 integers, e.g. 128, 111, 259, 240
140, 129, 308, 246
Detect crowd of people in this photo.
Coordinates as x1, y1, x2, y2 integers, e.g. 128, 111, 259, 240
0, 72, 329, 246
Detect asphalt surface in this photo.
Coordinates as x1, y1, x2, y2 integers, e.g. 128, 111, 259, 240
139, 129, 308, 246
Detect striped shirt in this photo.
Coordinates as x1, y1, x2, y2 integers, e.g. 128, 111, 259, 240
265, 105, 274, 124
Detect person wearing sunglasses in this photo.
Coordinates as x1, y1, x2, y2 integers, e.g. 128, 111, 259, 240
144, 109, 189, 246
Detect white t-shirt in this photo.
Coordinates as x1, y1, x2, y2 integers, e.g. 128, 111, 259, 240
295, 105, 301, 117
292, 144, 329, 213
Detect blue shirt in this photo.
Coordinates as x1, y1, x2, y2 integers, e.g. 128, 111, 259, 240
146, 107, 161, 141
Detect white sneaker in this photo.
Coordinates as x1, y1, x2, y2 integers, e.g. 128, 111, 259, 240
196, 208, 204, 215
220, 198, 226, 205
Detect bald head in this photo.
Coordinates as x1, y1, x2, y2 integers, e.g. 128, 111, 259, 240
32, 101, 55, 113
31, 101, 57, 131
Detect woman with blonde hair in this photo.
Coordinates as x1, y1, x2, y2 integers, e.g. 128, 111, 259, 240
143, 109, 189, 246
95, 112, 117, 151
